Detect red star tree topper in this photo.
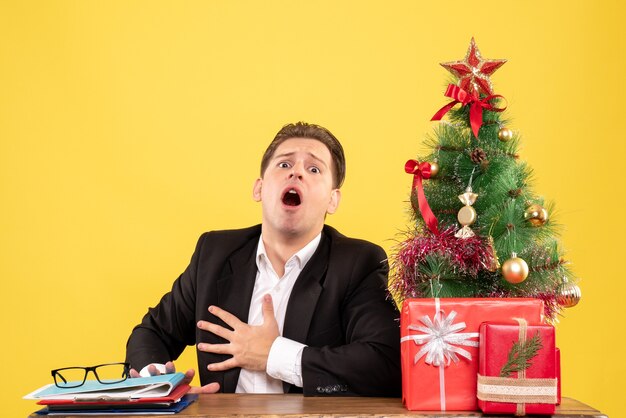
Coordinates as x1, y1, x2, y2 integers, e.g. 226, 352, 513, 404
440, 38, 507, 96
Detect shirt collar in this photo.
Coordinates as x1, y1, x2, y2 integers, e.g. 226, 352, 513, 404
256, 232, 322, 271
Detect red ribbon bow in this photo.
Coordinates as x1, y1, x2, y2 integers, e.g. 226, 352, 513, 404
431, 84, 506, 138
405, 160, 439, 235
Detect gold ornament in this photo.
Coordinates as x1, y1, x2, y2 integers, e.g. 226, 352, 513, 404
458, 205, 477, 225
557, 277, 581, 308
486, 235, 500, 272
455, 188, 478, 239
498, 127, 513, 142
524, 204, 549, 227
502, 253, 529, 284
429, 161, 440, 177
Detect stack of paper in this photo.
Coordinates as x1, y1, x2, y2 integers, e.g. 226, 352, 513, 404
24, 373, 197, 415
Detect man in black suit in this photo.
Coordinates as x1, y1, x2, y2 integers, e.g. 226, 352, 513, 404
125, 122, 401, 396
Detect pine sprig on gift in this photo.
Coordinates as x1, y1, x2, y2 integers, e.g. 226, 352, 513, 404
499, 331, 543, 377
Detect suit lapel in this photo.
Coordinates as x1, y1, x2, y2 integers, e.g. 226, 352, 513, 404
281, 232, 330, 393
216, 237, 259, 393
282, 231, 330, 341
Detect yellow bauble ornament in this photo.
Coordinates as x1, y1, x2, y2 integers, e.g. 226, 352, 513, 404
457, 205, 477, 226
455, 189, 478, 239
557, 277, 581, 308
502, 254, 529, 284
524, 204, 549, 227
498, 127, 513, 142
429, 161, 440, 177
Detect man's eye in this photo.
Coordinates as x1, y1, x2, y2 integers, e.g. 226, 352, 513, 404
309, 167, 320, 174
278, 162, 291, 169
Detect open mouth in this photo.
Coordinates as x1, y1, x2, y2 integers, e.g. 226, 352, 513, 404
282, 188, 302, 207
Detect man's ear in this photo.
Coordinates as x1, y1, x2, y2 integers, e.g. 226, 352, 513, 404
252, 178, 263, 202
326, 189, 341, 215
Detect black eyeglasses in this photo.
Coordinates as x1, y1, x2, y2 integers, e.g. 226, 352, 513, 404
51, 362, 130, 388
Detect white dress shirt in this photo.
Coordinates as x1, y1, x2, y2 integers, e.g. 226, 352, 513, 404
235, 233, 321, 393
140, 233, 321, 393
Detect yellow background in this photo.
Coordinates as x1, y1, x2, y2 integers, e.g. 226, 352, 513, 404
1, 1, 624, 416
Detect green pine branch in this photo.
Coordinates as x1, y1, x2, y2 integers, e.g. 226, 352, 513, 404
499, 331, 543, 377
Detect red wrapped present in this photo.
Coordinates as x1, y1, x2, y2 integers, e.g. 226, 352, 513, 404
556, 347, 561, 405
477, 319, 557, 415
401, 298, 544, 411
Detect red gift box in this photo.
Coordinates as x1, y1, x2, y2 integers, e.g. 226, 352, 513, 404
477, 320, 557, 415
556, 347, 561, 405
401, 298, 544, 411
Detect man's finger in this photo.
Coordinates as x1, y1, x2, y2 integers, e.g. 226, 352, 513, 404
208, 305, 241, 329
197, 320, 234, 340
182, 368, 195, 385
189, 382, 220, 394
129, 368, 141, 378
164, 361, 176, 374
261, 294, 275, 323
198, 342, 232, 355
147, 364, 162, 376
207, 358, 239, 372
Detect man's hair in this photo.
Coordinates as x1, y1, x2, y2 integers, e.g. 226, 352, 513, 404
260, 122, 346, 188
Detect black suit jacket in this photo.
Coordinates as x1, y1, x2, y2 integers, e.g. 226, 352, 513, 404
125, 224, 401, 396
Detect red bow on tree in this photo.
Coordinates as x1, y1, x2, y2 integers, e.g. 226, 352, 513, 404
405, 160, 439, 235
431, 84, 506, 138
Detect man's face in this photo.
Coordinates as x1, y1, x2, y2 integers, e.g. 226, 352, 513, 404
253, 137, 341, 240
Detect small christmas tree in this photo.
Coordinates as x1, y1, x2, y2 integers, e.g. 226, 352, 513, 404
390, 38, 581, 321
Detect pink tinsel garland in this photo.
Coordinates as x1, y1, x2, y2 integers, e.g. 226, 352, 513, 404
390, 227, 495, 299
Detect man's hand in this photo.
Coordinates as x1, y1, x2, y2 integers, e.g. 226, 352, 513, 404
129, 361, 220, 394
197, 294, 279, 372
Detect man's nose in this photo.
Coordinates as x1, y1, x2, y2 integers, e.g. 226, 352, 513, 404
289, 162, 304, 179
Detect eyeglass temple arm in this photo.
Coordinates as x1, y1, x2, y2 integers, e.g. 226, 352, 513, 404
53, 371, 69, 385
